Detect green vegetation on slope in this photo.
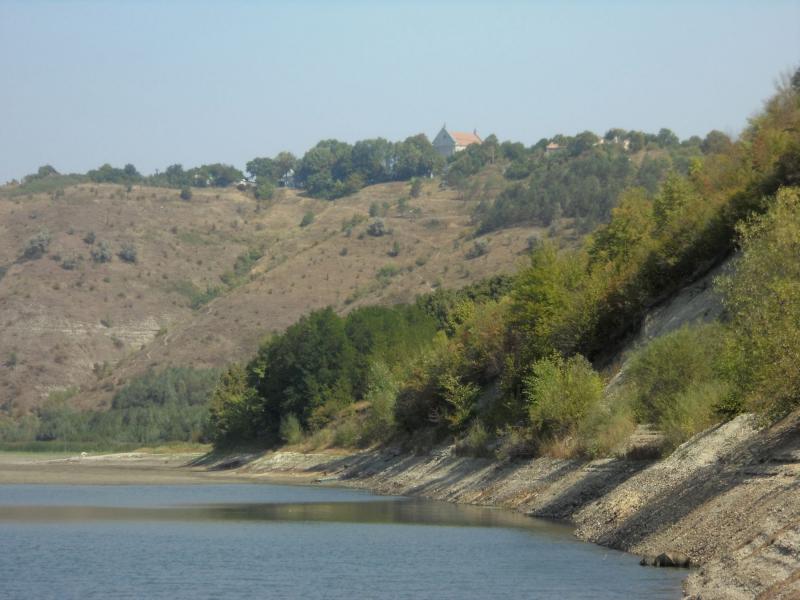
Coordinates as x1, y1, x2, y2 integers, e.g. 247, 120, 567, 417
206, 72, 800, 457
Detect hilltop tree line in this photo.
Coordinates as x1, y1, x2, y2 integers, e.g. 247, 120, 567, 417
14, 123, 729, 229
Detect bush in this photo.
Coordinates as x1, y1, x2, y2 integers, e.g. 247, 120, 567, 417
91, 241, 113, 263
410, 177, 423, 198
83, 231, 96, 245
494, 426, 535, 460
279, 413, 303, 445
465, 240, 488, 259
332, 417, 361, 448
525, 354, 604, 440
118, 244, 138, 263
254, 180, 274, 201
366, 219, 386, 237
622, 324, 725, 423
300, 211, 314, 227
659, 380, 728, 450
23, 230, 51, 259
60, 256, 79, 270
180, 187, 192, 201
455, 420, 492, 457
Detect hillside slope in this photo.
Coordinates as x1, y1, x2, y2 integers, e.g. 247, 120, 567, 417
0, 179, 549, 414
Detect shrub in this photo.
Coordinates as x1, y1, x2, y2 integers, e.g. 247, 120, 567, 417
91, 241, 113, 263
23, 230, 51, 259
622, 323, 724, 423
366, 219, 386, 237
300, 211, 314, 227
60, 256, 79, 270
279, 413, 304, 445
255, 180, 274, 201
465, 240, 488, 259
525, 354, 604, 440
180, 187, 192, 201
659, 380, 728, 450
118, 244, 138, 263
332, 417, 361, 448
83, 231, 96, 245
454, 420, 492, 457
495, 426, 535, 460
376, 265, 400, 281
410, 177, 423, 198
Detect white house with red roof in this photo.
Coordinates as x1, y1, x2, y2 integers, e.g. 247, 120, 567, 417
432, 125, 482, 158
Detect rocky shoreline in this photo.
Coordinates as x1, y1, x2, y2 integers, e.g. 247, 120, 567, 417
3, 409, 797, 599
217, 411, 799, 599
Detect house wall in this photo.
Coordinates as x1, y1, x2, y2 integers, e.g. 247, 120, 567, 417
432, 128, 455, 158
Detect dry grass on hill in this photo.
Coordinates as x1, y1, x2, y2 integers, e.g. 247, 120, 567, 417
0, 178, 571, 414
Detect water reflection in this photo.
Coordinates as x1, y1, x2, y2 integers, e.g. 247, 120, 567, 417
0, 498, 570, 537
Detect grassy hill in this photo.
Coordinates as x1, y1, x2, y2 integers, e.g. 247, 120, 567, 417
0, 177, 555, 416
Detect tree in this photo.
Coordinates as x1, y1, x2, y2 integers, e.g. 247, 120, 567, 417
568, 131, 599, 156
394, 134, 442, 180
254, 180, 274, 200
123, 163, 140, 178
656, 128, 680, 147
250, 307, 357, 430
626, 131, 646, 152
604, 128, 627, 142
352, 138, 393, 183
701, 130, 733, 155
209, 364, 260, 445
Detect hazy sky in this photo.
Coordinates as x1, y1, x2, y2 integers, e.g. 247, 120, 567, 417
1, 0, 798, 182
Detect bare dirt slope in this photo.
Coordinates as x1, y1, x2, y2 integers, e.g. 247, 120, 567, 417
0, 179, 548, 414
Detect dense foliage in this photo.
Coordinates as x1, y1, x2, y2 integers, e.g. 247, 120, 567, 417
206, 75, 800, 458
458, 129, 726, 235
209, 305, 438, 446
0, 368, 218, 446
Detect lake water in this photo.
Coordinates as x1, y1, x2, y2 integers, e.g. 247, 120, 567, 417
0, 482, 685, 599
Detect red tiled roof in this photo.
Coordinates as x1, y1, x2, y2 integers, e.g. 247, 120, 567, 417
450, 131, 482, 147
